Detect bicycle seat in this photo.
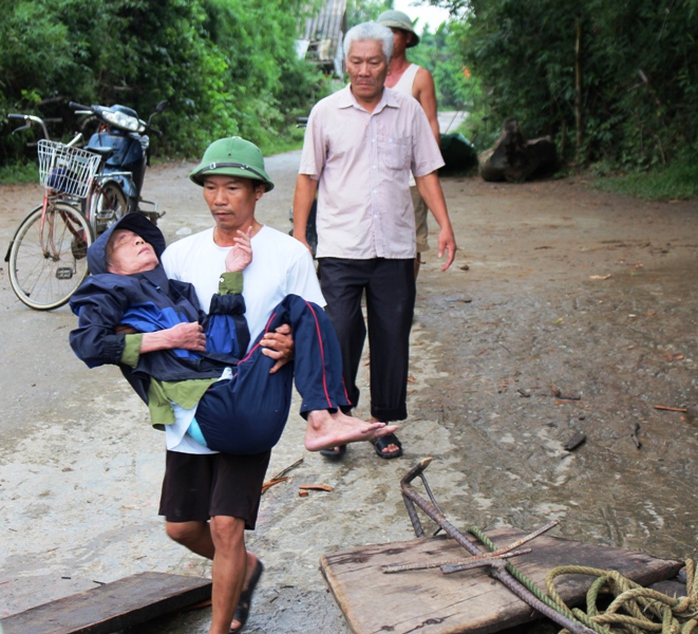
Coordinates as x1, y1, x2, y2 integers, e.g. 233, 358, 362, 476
87, 146, 114, 159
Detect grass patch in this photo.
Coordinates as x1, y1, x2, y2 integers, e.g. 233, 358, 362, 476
265, 136, 305, 156
593, 155, 698, 201
263, 123, 306, 156
0, 161, 39, 185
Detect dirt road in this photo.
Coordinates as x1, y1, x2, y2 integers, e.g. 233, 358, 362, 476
1, 154, 697, 632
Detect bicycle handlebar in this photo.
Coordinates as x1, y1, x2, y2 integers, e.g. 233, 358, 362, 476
68, 101, 91, 111
7, 113, 50, 139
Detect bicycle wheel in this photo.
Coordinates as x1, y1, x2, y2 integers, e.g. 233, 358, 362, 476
91, 180, 128, 236
7, 202, 93, 310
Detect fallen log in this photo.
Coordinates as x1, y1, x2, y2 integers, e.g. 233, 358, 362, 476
479, 119, 557, 182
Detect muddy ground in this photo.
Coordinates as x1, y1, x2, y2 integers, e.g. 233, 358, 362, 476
1, 151, 697, 633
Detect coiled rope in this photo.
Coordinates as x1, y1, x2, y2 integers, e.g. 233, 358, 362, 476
545, 561, 698, 634
468, 526, 697, 634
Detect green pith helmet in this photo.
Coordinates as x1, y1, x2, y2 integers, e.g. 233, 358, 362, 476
377, 9, 420, 47
190, 136, 274, 191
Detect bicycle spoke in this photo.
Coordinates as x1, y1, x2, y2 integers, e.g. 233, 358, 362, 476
8, 203, 93, 310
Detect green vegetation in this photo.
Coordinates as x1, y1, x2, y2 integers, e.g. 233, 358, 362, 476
346, 0, 392, 26
408, 21, 478, 113
429, 0, 697, 171
593, 153, 698, 201
420, 0, 697, 199
0, 161, 38, 185
0, 0, 327, 163
2, 0, 695, 202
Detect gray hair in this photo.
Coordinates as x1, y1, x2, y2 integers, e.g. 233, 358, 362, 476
343, 21, 394, 61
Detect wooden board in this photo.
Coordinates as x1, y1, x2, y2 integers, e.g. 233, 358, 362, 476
320, 527, 683, 634
0, 572, 211, 634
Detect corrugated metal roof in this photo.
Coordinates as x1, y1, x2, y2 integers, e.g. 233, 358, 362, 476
296, 0, 347, 75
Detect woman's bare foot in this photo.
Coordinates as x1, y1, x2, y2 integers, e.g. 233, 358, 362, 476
304, 410, 398, 452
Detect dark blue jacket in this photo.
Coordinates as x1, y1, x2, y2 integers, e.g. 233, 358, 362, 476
69, 213, 249, 403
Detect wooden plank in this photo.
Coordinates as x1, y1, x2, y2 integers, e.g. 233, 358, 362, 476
0, 572, 211, 634
320, 527, 683, 634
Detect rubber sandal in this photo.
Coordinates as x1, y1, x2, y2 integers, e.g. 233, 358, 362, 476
229, 558, 264, 634
373, 433, 403, 459
319, 444, 346, 459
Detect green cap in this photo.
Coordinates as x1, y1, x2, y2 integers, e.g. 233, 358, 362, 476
190, 136, 274, 191
377, 9, 420, 47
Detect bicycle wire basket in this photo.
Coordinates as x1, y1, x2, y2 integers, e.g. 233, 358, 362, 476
37, 139, 101, 199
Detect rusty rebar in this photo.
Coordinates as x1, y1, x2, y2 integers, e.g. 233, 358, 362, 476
382, 547, 532, 575
398, 458, 596, 634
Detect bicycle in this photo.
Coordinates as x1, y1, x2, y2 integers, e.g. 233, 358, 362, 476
5, 102, 164, 310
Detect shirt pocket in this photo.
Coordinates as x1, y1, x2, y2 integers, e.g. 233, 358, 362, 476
381, 135, 411, 171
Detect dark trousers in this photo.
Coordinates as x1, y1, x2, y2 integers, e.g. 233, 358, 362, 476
318, 257, 416, 422
194, 294, 351, 454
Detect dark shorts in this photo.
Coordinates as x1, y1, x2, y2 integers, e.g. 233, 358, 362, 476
158, 450, 271, 529
411, 185, 430, 254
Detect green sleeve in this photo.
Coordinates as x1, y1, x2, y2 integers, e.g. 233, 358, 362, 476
218, 271, 243, 295
147, 378, 218, 427
121, 333, 143, 368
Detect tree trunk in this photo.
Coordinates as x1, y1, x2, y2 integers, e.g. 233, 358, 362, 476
575, 16, 583, 162
478, 119, 557, 182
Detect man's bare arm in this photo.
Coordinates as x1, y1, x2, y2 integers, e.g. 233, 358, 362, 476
414, 68, 440, 145
414, 171, 457, 271
139, 322, 206, 353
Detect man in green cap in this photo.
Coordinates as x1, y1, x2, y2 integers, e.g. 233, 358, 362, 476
159, 136, 395, 634
378, 9, 441, 278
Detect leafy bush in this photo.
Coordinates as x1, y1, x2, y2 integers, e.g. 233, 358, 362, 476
593, 149, 698, 200
0, 160, 38, 185
433, 0, 698, 169
0, 0, 326, 163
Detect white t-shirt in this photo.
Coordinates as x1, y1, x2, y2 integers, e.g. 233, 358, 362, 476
160, 224, 325, 453
163, 225, 324, 341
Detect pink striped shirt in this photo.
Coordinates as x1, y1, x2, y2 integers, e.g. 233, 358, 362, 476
299, 86, 444, 259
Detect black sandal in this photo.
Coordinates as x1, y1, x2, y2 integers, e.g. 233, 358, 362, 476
373, 433, 403, 459
230, 558, 264, 633
319, 444, 346, 459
